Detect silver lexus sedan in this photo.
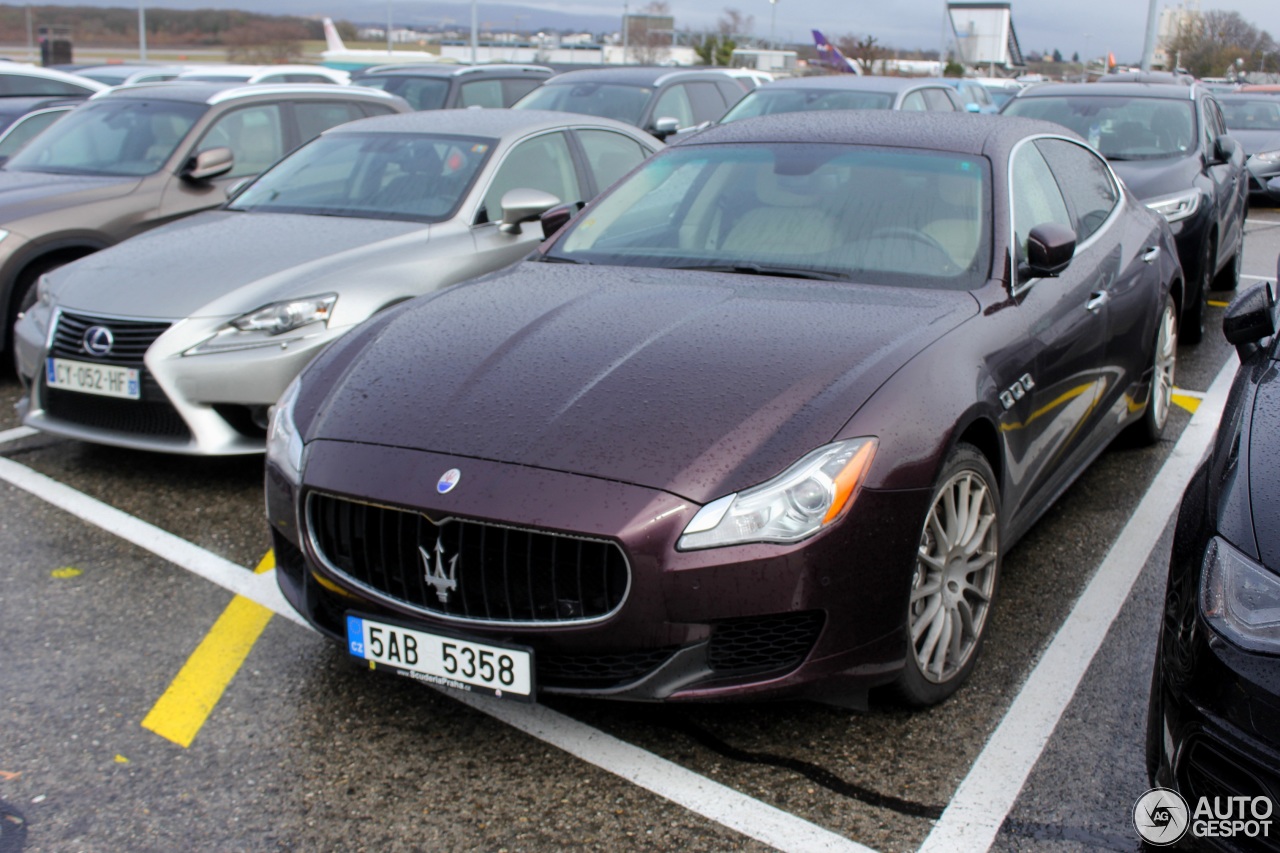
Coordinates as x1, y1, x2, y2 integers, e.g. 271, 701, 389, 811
13, 109, 660, 454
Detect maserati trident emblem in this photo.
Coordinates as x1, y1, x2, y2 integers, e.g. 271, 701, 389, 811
420, 539, 459, 604
82, 326, 115, 357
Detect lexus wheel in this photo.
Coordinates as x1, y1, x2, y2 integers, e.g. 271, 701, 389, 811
894, 443, 1000, 706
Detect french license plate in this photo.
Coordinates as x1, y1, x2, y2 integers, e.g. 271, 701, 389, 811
346, 614, 534, 701
46, 357, 140, 400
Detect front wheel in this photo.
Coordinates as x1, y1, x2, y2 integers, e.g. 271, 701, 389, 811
1131, 294, 1178, 445
893, 444, 1001, 707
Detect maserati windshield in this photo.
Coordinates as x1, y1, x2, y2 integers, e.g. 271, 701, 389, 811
548, 143, 992, 290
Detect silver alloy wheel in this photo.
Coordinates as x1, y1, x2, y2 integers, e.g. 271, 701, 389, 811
909, 469, 998, 684
1150, 299, 1177, 431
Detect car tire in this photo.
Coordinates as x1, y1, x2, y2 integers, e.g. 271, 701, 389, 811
1180, 237, 1213, 346
1213, 244, 1241, 292
1131, 294, 1177, 445
6, 260, 66, 370
893, 443, 1000, 707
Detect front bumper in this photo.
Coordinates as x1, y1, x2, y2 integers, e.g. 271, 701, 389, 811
268, 439, 932, 705
1246, 158, 1280, 202
16, 306, 348, 455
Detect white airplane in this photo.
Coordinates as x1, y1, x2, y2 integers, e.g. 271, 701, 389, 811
320, 18, 453, 69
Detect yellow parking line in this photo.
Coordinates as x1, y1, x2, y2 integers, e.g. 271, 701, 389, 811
1208, 300, 1230, 308
141, 551, 275, 748
1171, 392, 1201, 414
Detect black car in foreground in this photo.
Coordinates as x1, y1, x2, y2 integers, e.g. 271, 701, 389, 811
1147, 275, 1280, 848
1002, 81, 1248, 343
267, 112, 1182, 709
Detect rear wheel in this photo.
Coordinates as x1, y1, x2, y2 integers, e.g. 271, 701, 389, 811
1213, 245, 1241, 292
1132, 294, 1178, 445
1180, 236, 1213, 346
893, 444, 1001, 707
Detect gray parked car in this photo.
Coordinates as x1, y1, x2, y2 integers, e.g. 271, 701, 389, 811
0, 81, 410, 354
13, 109, 660, 454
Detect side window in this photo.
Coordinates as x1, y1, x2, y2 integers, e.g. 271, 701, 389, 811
501, 78, 543, 106
1208, 99, 1227, 139
199, 104, 284, 178
651, 84, 696, 128
900, 91, 928, 112
1011, 142, 1073, 263
1036, 138, 1119, 242
1201, 101, 1216, 152
577, 130, 649, 193
686, 82, 728, 123
480, 131, 581, 223
923, 88, 958, 111
0, 75, 92, 96
460, 79, 505, 109
293, 102, 363, 143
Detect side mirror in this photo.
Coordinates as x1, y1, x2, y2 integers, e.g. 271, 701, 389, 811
1023, 222, 1077, 279
651, 116, 680, 140
183, 146, 234, 182
498, 188, 561, 235
965, 103, 982, 113
1223, 280, 1276, 356
1211, 134, 1239, 165
540, 202, 582, 240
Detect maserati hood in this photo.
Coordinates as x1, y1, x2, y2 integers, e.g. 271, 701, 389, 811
45, 210, 429, 320
303, 262, 978, 502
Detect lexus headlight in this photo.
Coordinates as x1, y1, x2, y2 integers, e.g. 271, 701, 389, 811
1201, 536, 1280, 654
678, 438, 877, 550
1253, 148, 1280, 164
1146, 190, 1201, 224
185, 294, 337, 355
266, 374, 305, 482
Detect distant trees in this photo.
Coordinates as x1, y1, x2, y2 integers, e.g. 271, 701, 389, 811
837, 33, 887, 75
0, 6, 325, 51
693, 8, 752, 68
625, 1, 673, 65
1166, 10, 1275, 78
224, 19, 309, 63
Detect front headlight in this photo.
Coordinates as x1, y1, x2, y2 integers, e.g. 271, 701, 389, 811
1146, 190, 1201, 224
36, 274, 53, 307
265, 374, 305, 482
1200, 536, 1280, 654
677, 438, 877, 550
185, 294, 337, 355
1253, 148, 1280, 164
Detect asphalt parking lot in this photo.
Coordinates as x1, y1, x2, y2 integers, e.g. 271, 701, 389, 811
1, 206, 1278, 853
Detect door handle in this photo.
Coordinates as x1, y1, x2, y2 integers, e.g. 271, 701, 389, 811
1142, 246, 1161, 264
1086, 290, 1110, 313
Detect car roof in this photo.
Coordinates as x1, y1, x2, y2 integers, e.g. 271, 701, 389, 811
322, 107, 652, 140
0, 62, 106, 91
359, 62, 552, 78
540, 66, 737, 86
758, 75, 950, 93
91, 80, 405, 107
680, 110, 1078, 157
1012, 81, 1198, 100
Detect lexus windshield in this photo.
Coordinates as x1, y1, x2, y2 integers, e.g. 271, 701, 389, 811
229, 132, 494, 223
546, 143, 992, 291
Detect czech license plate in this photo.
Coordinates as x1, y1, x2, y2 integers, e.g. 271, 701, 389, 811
346, 614, 534, 701
46, 357, 140, 400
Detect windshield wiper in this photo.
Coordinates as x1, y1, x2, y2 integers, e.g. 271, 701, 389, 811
674, 263, 847, 281
538, 255, 590, 264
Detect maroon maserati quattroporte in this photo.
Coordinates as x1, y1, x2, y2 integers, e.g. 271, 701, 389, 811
266, 112, 1184, 707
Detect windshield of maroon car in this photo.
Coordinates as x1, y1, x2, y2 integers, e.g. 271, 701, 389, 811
720, 89, 895, 122
549, 143, 992, 290
513, 83, 651, 126
227, 131, 494, 223
1002, 96, 1197, 160
5, 99, 205, 176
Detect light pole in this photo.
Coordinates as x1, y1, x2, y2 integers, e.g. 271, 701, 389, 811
138, 1, 147, 61
769, 0, 777, 50
470, 0, 478, 64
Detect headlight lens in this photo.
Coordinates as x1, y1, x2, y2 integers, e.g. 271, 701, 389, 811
1145, 190, 1201, 224
677, 438, 877, 550
1254, 148, 1280, 164
185, 294, 337, 355
266, 374, 305, 482
1200, 536, 1280, 654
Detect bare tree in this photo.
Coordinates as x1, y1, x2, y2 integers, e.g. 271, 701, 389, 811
1167, 9, 1274, 78
718, 8, 754, 40
627, 1, 672, 65
838, 33, 888, 75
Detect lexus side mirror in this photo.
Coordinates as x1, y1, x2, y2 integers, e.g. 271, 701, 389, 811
651, 116, 680, 140
499, 188, 561, 235
183, 146, 234, 182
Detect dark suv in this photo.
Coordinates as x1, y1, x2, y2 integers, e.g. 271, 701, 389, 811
512, 67, 747, 139
1002, 80, 1247, 342
353, 63, 553, 111
0, 81, 409, 352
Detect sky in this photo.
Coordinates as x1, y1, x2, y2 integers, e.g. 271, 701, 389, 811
515, 0, 1279, 63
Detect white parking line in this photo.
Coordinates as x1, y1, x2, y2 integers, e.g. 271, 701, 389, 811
0, 454, 871, 853
0, 426, 38, 445
917, 354, 1237, 853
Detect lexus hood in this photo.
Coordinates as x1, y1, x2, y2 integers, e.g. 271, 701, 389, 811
0, 169, 139, 223
301, 262, 978, 503
45, 210, 429, 320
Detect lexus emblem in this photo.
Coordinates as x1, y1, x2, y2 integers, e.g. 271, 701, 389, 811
82, 326, 115, 357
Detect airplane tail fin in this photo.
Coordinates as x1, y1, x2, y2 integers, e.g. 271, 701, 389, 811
322, 17, 347, 53
812, 30, 861, 75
